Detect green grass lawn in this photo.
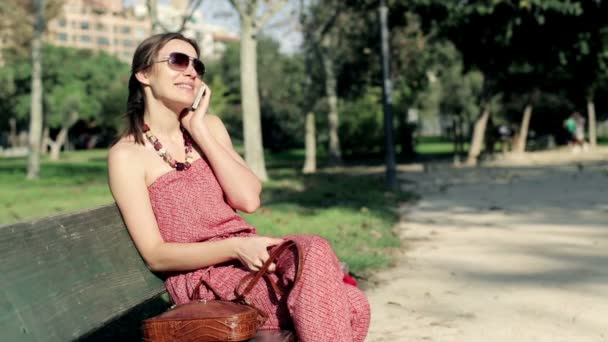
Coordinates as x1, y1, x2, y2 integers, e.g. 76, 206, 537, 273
0, 150, 112, 223
1, 149, 414, 277
416, 136, 469, 157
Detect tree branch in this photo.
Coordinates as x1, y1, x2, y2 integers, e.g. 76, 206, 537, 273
228, 0, 246, 19
175, 0, 204, 33
257, 0, 288, 28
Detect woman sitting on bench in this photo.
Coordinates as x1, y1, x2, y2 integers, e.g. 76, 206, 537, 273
107, 32, 370, 342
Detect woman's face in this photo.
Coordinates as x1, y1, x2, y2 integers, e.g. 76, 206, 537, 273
144, 39, 203, 110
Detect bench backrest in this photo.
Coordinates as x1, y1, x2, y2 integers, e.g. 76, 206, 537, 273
0, 204, 166, 341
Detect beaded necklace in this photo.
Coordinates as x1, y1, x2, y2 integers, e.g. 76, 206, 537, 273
143, 123, 194, 171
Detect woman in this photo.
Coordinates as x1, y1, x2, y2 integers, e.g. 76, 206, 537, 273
107, 32, 370, 341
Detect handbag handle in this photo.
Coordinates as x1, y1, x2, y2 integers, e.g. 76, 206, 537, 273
190, 239, 303, 303
235, 239, 303, 303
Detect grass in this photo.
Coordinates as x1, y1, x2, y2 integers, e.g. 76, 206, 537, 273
416, 136, 468, 156
1, 148, 415, 277
0, 150, 112, 223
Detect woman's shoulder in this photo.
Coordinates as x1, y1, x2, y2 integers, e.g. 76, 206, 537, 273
108, 136, 146, 168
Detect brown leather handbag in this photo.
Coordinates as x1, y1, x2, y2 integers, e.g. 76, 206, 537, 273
143, 240, 302, 342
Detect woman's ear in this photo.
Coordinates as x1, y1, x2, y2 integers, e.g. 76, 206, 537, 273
135, 69, 151, 86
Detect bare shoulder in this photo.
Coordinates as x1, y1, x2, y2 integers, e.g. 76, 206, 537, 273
108, 136, 146, 174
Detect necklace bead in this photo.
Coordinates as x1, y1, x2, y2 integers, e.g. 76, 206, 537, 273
143, 123, 193, 171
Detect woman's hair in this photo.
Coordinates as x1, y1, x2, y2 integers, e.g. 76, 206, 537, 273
120, 32, 201, 145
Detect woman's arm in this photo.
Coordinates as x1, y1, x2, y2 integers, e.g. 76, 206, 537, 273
108, 144, 279, 272
181, 85, 262, 213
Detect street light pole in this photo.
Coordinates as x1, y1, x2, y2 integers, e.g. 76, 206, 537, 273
379, 0, 397, 189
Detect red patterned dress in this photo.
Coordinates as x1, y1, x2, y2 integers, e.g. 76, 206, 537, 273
148, 157, 370, 342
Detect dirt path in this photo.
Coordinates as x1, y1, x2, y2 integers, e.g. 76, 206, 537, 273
366, 148, 608, 342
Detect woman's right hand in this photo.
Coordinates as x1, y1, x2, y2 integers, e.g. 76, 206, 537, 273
233, 236, 284, 272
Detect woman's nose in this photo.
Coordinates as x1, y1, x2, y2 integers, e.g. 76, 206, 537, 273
183, 61, 198, 78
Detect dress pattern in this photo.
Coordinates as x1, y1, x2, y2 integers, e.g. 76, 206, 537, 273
148, 158, 370, 342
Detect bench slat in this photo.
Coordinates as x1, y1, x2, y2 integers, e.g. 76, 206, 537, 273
0, 204, 166, 341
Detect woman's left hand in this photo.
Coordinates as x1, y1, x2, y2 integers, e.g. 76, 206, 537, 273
180, 83, 211, 134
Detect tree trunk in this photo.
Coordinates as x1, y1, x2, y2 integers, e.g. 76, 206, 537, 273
587, 99, 596, 148
466, 103, 490, 166
302, 111, 316, 174
320, 37, 342, 165
515, 103, 533, 153
41, 126, 50, 155
240, 15, 268, 181
9, 117, 17, 147
147, 0, 161, 33
27, 0, 44, 180
452, 115, 464, 155
49, 125, 70, 160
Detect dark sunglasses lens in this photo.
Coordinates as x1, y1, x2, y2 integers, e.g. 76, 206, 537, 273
193, 60, 205, 77
169, 53, 190, 69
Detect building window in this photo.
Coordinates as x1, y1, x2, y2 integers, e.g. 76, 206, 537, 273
57, 33, 68, 41
134, 27, 146, 38
66, 5, 79, 14
123, 39, 133, 47
96, 23, 105, 31
97, 37, 110, 46
81, 21, 90, 30
121, 26, 131, 34
58, 19, 67, 27
80, 35, 91, 43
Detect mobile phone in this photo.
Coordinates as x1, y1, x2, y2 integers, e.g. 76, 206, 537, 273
192, 86, 206, 110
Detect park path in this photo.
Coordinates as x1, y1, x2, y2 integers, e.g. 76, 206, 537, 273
366, 149, 608, 342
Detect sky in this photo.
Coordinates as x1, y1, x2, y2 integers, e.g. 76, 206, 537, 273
124, 0, 302, 54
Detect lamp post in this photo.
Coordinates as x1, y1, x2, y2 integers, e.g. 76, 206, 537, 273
379, 0, 396, 189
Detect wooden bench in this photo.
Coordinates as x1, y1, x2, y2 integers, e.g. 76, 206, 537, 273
1, 204, 295, 341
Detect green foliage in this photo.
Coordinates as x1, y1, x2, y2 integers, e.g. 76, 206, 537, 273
401, 0, 608, 143
339, 87, 384, 156
258, 37, 306, 151
208, 37, 307, 150
204, 42, 243, 141
0, 45, 129, 142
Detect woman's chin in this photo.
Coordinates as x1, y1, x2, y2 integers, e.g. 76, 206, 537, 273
166, 99, 192, 112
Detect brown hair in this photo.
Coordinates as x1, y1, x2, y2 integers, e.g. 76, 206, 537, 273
120, 32, 200, 145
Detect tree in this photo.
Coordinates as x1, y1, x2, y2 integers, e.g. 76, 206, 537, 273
555, 0, 608, 148
227, 0, 289, 181
206, 38, 307, 152
412, 0, 585, 164
0, 46, 130, 159
27, 0, 44, 179
0, 0, 63, 54
299, 0, 344, 169
1, 0, 63, 178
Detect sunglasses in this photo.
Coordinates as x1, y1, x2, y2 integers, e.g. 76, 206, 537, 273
154, 52, 205, 78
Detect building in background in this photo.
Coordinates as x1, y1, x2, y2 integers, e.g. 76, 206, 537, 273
44, 0, 238, 63
46, 0, 150, 62
0, 0, 238, 64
